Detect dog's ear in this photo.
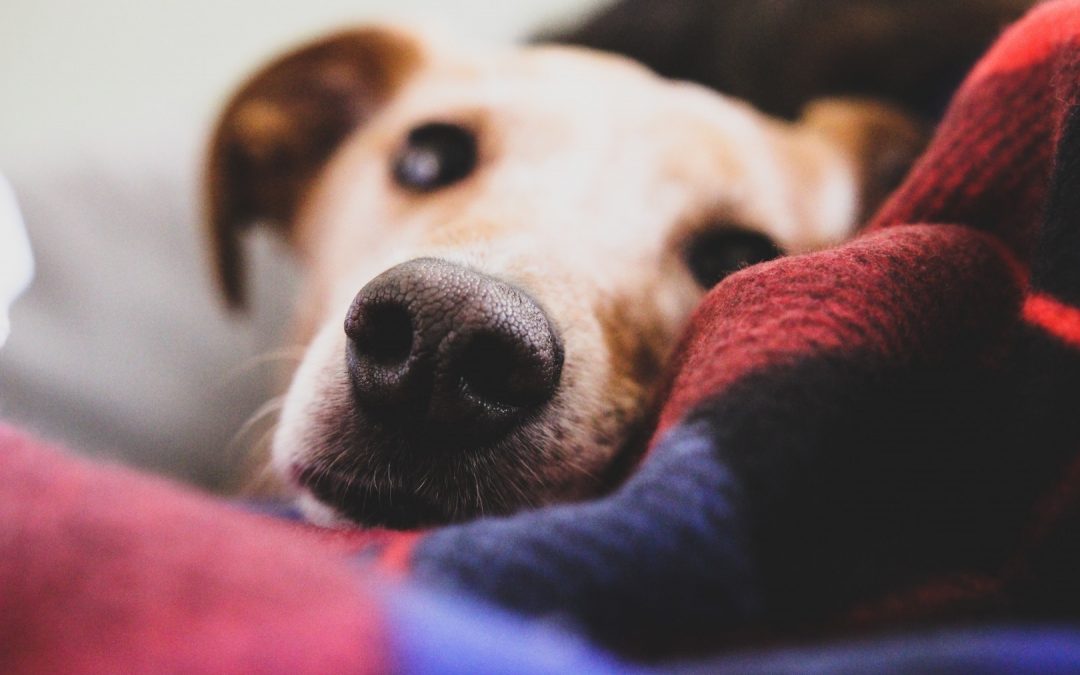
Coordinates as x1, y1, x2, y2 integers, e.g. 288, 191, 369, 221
798, 98, 928, 221
206, 27, 425, 308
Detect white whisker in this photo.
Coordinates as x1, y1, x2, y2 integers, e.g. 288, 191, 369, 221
218, 346, 306, 388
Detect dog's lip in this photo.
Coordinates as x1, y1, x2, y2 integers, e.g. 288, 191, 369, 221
291, 462, 447, 529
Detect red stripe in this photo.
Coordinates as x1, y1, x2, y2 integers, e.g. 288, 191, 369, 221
982, 232, 1030, 290
846, 574, 1003, 626
966, 0, 1080, 85
1023, 293, 1080, 348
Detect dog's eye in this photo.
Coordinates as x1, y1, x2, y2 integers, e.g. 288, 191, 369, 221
684, 228, 781, 288
392, 123, 478, 192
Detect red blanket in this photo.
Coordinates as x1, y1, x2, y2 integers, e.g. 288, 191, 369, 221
0, 425, 394, 673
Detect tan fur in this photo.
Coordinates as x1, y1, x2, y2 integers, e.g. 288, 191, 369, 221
206, 27, 925, 526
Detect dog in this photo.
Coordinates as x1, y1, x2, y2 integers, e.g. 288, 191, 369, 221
205, 25, 927, 529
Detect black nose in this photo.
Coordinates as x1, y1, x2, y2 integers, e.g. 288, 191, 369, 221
344, 258, 563, 442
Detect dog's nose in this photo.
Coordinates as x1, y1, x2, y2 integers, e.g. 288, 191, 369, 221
344, 258, 563, 442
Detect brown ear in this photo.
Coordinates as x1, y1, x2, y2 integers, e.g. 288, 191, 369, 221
206, 27, 425, 309
798, 98, 928, 221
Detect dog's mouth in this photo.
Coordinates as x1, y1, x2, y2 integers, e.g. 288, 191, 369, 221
292, 463, 450, 529
287, 389, 563, 529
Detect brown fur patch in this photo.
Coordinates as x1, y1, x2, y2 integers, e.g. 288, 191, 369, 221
205, 28, 425, 308
799, 99, 928, 220
595, 294, 669, 402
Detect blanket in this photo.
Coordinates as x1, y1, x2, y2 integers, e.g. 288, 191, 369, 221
6, 1, 1080, 670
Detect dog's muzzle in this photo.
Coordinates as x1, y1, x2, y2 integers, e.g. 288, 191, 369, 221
344, 258, 564, 447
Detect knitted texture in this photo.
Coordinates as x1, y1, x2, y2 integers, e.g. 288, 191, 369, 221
412, 422, 759, 651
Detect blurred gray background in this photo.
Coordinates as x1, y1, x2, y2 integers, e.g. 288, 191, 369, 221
0, 0, 607, 491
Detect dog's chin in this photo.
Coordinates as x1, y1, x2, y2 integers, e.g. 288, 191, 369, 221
284, 397, 584, 529
293, 462, 454, 530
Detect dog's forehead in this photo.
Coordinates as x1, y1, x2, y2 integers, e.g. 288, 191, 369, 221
299, 41, 853, 300
334, 44, 791, 229
398, 45, 768, 139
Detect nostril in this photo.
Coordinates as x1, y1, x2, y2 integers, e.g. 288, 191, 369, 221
458, 333, 519, 408
346, 300, 422, 410
349, 303, 414, 366
456, 331, 560, 410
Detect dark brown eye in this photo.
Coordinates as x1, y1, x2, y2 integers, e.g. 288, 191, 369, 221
392, 122, 478, 192
684, 228, 781, 288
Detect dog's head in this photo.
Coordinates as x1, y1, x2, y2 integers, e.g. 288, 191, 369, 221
206, 27, 923, 528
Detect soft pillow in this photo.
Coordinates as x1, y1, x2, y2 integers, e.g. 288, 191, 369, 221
0, 130, 297, 489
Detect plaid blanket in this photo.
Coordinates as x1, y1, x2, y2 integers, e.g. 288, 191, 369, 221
6, 1, 1080, 671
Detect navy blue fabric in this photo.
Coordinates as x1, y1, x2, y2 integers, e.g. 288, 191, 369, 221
670, 626, 1080, 674
410, 422, 761, 649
